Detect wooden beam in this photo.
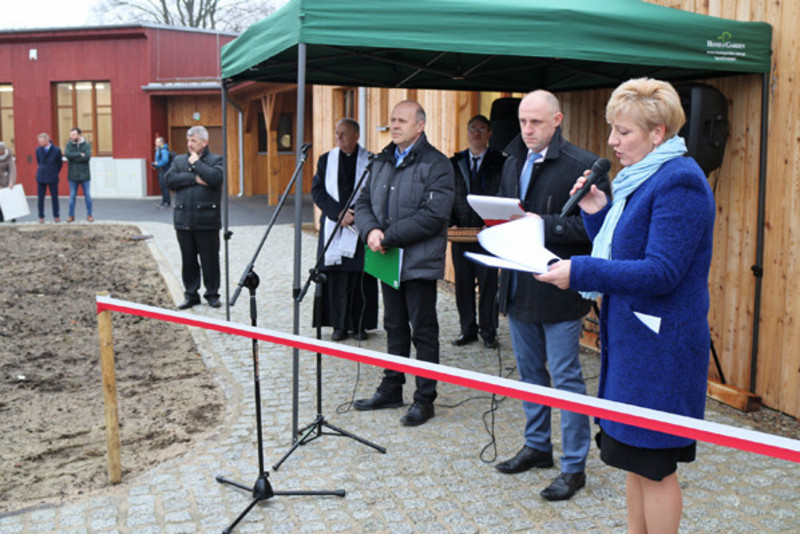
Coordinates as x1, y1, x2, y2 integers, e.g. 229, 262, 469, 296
707, 378, 762, 413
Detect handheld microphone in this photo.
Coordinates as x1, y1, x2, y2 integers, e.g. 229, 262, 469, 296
559, 158, 610, 217
300, 142, 312, 154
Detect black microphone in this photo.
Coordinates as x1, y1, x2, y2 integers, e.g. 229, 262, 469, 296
559, 158, 611, 217
300, 142, 312, 154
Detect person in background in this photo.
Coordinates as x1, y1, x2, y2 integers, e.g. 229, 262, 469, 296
165, 126, 224, 310
353, 100, 454, 426
449, 114, 506, 349
537, 77, 715, 533
36, 133, 63, 223
494, 90, 609, 502
311, 118, 378, 341
65, 127, 93, 222
153, 136, 172, 208
0, 142, 17, 222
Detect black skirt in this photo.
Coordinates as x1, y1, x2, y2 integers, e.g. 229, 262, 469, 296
596, 429, 696, 481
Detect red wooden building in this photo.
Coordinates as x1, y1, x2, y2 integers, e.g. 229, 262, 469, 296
0, 24, 235, 197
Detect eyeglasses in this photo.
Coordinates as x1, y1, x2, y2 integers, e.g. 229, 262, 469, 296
468, 126, 489, 133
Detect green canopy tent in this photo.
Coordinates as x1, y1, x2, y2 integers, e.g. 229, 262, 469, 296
218, 0, 772, 440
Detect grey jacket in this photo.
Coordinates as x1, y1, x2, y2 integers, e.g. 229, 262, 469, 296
355, 133, 455, 282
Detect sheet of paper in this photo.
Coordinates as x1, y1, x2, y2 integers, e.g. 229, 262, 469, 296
634, 311, 662, 334
466, 194, 525, 225
464, 251, 552, 274
0, 185, 30, 220
476, 215, 559, 273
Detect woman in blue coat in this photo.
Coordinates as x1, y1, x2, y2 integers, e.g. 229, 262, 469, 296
537, 78, 715, 533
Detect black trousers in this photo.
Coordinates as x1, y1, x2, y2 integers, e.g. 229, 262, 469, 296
37, 182, 60, 219
158, 168, 171, 206
176, 229, 220, 299
379, 279, 439, 403
325, 270, 377, 332
452, 241, 498, 338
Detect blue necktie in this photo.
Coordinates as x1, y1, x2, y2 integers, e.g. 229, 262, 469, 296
519, 151, 541, 200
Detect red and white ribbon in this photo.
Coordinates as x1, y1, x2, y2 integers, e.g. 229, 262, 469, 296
97, 295, 800, 464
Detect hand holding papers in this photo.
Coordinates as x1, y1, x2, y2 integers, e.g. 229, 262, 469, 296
466, 194, 525, 225
464, 215, 560, 274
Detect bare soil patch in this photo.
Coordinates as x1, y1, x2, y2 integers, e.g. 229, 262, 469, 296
0, 224, 224, 513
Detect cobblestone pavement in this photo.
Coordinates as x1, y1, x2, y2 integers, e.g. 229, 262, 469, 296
2, 210, 798, 533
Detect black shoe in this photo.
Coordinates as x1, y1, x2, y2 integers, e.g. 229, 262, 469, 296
352, 329, 368, 341
177, 296, 201, 310
540, 472, 586, 501
206, 296, 221, 308
331, 329, 348, 341
400, 401, 434, 426
452, 333, 478, 346
482, 335, 499, 349
353, 390, 403, 411
495, 446, 554, 474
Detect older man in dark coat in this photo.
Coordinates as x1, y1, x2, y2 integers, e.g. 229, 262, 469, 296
35, 133, 63, 223
165, 126, 224, 310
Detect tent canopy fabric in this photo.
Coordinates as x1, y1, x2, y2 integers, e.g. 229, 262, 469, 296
221, 0, 772, 92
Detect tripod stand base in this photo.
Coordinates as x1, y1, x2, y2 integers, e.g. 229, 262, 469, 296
273, 414, 386, 471
216, 472, 345, 533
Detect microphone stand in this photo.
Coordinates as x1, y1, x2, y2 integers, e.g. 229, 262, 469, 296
273, 153, 386, 470
216, 143, 344, 534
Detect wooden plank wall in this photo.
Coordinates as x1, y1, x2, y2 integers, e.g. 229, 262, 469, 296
643, 0, 800, 424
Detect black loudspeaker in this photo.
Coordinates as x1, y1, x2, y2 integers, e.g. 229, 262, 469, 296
676, 83, 729, 175
489, 97, 522, 153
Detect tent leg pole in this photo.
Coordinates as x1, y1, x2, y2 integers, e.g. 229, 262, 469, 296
222, 84, 232, 322
749, 72, 769, 393
291, 43, 307, 443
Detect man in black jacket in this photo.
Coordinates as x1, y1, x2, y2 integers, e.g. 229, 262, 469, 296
165, 126, 225, 310
353, 100, 454, 426
494, 91, 609, 501
450, 114, 506, 349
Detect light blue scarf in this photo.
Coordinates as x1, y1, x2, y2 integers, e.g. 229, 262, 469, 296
580, 135, 687, 300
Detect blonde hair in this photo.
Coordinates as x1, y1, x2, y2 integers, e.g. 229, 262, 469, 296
606, 78, 685, 139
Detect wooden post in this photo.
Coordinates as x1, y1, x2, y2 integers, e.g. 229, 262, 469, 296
97, 291, 122, 484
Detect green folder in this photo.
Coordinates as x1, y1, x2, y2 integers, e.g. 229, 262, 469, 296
364, 246, 403, 289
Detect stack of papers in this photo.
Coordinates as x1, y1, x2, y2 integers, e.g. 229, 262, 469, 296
464, 215, 560, 274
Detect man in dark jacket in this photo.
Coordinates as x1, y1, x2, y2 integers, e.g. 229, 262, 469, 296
494, 91, 609, 501
450, 114, 506, 349
65, 127, 93, 222
35, 133, 62, 223
353, 100, 454, 426
165, 126, 224, 310
311, 118, 378, 341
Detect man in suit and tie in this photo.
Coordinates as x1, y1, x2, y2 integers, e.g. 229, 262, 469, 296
494, 90, 609, 501
35, 133, 63, 223
449, 114, 507, 349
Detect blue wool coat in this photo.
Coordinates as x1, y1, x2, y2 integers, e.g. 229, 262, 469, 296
570, 156, 715, 449
36, 144, 63, 184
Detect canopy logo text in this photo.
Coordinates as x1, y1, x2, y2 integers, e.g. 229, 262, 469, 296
706, 31, 747, 62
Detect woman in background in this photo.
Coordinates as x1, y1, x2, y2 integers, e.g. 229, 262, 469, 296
0, 141, 17, 222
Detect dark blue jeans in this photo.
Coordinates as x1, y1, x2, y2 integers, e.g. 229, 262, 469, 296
379, 279, 439, 403
158, 167, 171, 205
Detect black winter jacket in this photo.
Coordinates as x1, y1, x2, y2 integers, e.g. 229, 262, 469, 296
450, 147, 507, 227
498, 127, 609, 323
165, 147, 224, 231
355, 133, 454, 282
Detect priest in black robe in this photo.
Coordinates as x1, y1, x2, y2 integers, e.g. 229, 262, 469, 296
311, 118, 378, 341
